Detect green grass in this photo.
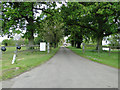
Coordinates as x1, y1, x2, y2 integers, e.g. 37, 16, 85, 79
1, 47, 59, 81
67, 46, 119, 69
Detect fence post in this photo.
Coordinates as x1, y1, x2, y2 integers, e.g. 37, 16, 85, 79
15, 43, 18, 56
98, 46, 99, 53
0, 43, 2, 61
12, 43, 18, 64
82, 43, 85, 54
109, 46, 111, 53
47, 42, 50, 54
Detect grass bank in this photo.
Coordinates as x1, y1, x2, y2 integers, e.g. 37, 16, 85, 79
1, 47, 59, 80
67, 46, 119, 69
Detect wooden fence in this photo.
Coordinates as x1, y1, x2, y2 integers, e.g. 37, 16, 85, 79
82, 43, 120, 53
1, 45, 41, 53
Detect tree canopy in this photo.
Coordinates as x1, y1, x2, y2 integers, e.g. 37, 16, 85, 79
1, 2, 120, 50
60, 2, 120, 50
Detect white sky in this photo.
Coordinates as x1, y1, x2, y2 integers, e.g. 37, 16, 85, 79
0, 35, 10, 42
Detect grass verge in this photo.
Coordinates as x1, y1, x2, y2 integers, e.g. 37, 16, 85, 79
67, 46, 119, 69
1, 47, 59, 81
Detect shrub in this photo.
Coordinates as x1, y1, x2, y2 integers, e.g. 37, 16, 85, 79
2, 38, 29, 46
2, 39, 15, 46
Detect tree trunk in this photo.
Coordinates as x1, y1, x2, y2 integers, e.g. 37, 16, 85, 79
50, 43, 53, 50
75, 41, 77, 47
76, 42, 81, 48
27, 3, 34, 49
71, 40, 74, 47
56, 43, 58, 47
27, 22, 34, 49
96, 36, 103, 52
54, 42, 57, 48
28, 35, 34, 45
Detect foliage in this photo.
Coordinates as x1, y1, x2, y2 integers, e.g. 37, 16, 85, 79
36, 5, 64, 48
16, 39, 29, 45
2, 39, 15, 46
38, 19, 64, 48
2, 2, 60, 46
2, 38, 28, 46
107, 34, 120, 48
2, 2, 120, 50
60, 2, 120, 50
34, 37, 44, 45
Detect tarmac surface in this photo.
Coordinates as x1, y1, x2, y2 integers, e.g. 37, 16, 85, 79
2, 47, 118, 88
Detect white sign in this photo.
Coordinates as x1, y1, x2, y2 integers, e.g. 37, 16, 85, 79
40, 42, 46, 51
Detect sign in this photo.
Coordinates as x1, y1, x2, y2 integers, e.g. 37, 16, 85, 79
40, 42, 46, 51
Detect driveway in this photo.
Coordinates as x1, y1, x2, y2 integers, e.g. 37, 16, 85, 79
2, 47, 118, 88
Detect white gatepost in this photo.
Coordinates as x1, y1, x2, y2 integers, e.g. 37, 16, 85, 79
12, 43, 18, 64
47, 42, 50, 53
12, 54, 16, 64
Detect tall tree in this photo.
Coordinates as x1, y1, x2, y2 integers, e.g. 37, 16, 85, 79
37, 12, 64, 48
1, 2, 57, 46
60, 2, 120, 51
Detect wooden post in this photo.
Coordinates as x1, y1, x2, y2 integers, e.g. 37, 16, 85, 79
47, 42, 50, 54
109, 46, 111, 53
32, 45, 34, 52
12, 43, 18, 64
15, 43, 18, 56
0, 43, 2, 61
82, 43, 85, 54
98, 46, 99, 53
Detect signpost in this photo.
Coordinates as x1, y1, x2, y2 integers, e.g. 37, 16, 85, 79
40, 42, 46, 51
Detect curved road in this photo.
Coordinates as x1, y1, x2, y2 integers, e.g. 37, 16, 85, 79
2, 47, 118, 88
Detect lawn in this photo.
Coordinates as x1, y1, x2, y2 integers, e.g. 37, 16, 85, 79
0, 47, 59, 80
67, 46, 119, 69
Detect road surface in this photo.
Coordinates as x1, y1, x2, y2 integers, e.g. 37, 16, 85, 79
2, 47, 118, 88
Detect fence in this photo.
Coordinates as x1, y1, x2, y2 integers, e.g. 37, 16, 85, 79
82, 43, 120, 53
1, 45, 40, 53
1, 44, 50, 64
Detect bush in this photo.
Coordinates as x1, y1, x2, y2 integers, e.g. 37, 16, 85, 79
16, 39, 28, 45
34, 37, 44, 45
2, 38, 29, 46
108, 34, 119, 49
2, 39, 15, 46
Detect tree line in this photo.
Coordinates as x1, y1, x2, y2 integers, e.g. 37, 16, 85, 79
1, 2, 120, 51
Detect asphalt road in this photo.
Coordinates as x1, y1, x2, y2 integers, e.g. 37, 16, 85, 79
2, 47, 118, 88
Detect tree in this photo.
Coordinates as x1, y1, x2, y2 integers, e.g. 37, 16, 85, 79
60, 2, 87, 48
37, 17, 64, 48
60, 2, 120, 51
35, 3, 64, 48
108, 34, 120, 49
1, 2, 59, 46
84, 2, 120, 51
